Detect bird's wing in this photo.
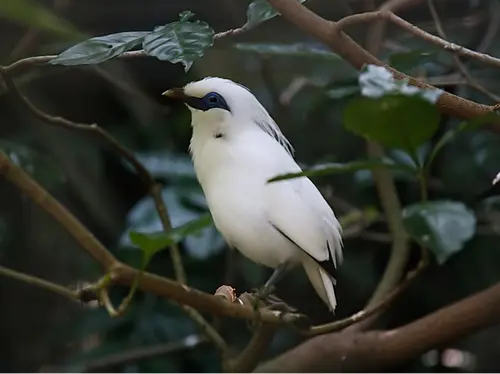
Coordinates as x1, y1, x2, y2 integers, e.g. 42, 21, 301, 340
265, 177, 343, 270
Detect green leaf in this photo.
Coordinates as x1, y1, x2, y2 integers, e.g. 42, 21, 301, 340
0, 0, 79, 37
402, 201, 476, 264
129, 213, 213, 261
268, 158, 417, 182
49, 32, 148, 66
426, 112, 500, 168
143, 14, 214, 72
245, 0, 307, 29
234, 42, 340, 61
343, 94, 441, 152
388, 50, 437, 72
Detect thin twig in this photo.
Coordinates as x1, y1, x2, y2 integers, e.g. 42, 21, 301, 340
363, 144, 410, 309
364, 0, 424, 56
4, 27, 243, 77
303, 250, 427, 336
356, 0, 411, 322
426, 0, 500, 102
0, 264, 79, 301
336, 10, 500, 70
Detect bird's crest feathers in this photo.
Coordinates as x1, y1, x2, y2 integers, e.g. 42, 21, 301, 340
183, 77, 294, 155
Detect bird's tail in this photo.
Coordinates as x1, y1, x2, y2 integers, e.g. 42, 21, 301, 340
302, 256, 337, 312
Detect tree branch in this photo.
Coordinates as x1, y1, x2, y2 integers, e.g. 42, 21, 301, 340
0, 150, 117, 270
266, 0, 500, 131
426, 0, 500, 102
0, 144, 304, 325
304, 250, 426, 336
0, 66, 234, 354
0, 264, 79, 302
354, 0, 412, 328
256, 279, 500, 372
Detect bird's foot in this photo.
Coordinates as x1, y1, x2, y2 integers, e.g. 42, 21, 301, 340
250, 285, 276, 310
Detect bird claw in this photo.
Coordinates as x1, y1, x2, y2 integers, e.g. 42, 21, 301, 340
249, 288, 297, 313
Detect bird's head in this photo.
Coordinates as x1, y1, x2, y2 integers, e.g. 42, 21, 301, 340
162, 77, 293, 154
162, 77, 252, 124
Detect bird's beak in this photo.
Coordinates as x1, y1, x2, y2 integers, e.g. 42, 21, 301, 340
162, 87, 189, 102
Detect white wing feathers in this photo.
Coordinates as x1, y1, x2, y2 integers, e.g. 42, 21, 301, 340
265, 177, 343, 311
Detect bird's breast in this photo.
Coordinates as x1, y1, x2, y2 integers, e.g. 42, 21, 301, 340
194, 156, 300, 268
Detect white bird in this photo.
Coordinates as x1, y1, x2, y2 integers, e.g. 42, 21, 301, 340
163, 77, 343, 312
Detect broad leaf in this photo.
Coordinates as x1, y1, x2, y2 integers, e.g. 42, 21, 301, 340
49, 32, 148, 66
0, 0, 79, 37
245, 0, 307, 29
143, 14, 214, 72
268, 158, 417, 182
234, 42, 340, 61
344, 94, 441, 152
402, 201, 476, 264
426, 111, 500, 168
122, 187, 224, 259
129, 213, 213, 261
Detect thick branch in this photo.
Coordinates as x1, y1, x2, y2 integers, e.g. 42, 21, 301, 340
256, 280, 500, 372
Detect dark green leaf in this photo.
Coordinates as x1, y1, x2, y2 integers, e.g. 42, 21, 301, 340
245, 0, 307, 29
49, 32, 148, 66
0, 0, 79, 37
143, 15, 214, 71
268, 158, 417, 182
426, 112, 500, 168
234, 42, 339, 60
343, 94, 441, 152
122, 187, 224, 259
129, 213, 213, 260
402, 201, 476, 264
388, 50, 437, 72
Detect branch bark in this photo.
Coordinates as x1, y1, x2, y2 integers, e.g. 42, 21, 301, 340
256, 280, 500, 372
266, 0, 500, 130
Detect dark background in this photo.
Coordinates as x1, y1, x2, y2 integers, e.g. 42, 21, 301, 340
1, 0, 500, 372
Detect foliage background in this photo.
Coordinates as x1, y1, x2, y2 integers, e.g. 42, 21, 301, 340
1, 0, 500, 372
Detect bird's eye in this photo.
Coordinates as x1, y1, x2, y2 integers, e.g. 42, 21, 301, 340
208, 94, 218, 103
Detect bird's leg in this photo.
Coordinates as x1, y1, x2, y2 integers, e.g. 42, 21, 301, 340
254, 261, 292, 303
